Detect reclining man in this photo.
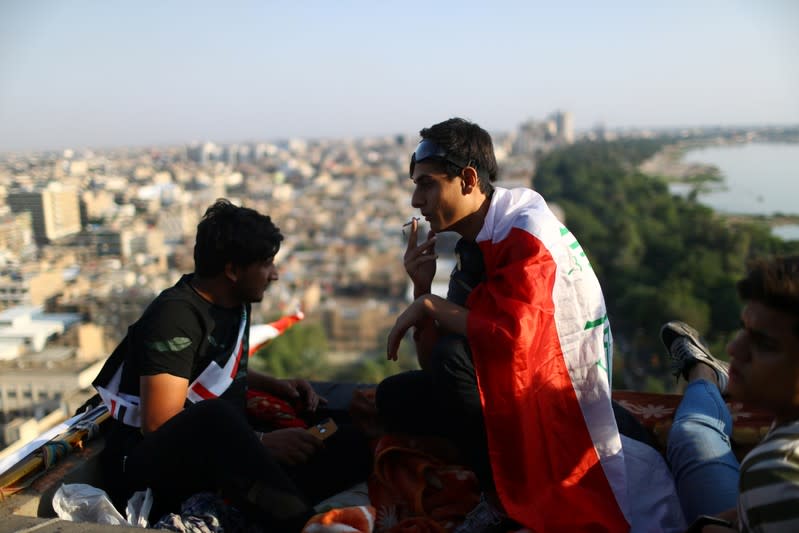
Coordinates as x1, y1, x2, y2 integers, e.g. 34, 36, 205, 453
662, 255, 799, 532
377, 118, 629, 532
94, 200, 370, 530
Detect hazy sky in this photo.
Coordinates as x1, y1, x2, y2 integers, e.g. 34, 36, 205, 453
1, 0, 797, 152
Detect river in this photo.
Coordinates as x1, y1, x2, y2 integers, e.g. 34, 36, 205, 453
678, 143, 799, 241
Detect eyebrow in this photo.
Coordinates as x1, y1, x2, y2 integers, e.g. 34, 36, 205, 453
742, 321, 779, 346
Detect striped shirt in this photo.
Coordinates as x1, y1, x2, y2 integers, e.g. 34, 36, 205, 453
738, 419, 799, 532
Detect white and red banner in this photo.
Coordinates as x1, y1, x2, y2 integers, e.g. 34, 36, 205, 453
467, 187, 628, 531
249, 309, 305, 355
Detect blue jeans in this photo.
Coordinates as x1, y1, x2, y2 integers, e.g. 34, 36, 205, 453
666, 379, 740, 523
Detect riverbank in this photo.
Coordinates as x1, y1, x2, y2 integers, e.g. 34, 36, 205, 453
640, 132, 799, 184
640, 140, 799, 239
638, 144, 722, 182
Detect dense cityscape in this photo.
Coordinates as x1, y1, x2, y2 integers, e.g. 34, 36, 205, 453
0, 111, 796, 456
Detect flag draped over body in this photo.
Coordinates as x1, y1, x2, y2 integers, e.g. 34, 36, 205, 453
466, 187, 629, 531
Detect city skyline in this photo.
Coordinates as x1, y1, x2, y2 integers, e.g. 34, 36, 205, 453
1, 0, 798, 152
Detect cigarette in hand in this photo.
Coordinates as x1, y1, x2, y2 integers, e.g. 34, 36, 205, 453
401, 217, 419, 240
402, 217, 419, 228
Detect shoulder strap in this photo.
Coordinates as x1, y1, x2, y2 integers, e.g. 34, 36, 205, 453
92, 306, 248, 427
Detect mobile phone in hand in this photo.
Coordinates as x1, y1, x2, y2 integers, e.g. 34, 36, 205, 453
307, 418, 338, 440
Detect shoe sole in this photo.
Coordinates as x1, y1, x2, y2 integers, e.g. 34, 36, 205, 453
660, 321, 703, 355
660, 320, 729, 380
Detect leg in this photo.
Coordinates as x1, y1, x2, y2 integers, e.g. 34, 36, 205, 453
667, 379, 740, 523
123, 399, 313, 530
428, 334, 493, 490
376, 368, 445, 436
376, 334, 492, 490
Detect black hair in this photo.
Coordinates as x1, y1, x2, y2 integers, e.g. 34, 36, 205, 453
193, 199, 283, 276
414, 117, 498, 195
737, 255, 799, 338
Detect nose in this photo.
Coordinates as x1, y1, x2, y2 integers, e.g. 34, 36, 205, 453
411, 186, 424, 209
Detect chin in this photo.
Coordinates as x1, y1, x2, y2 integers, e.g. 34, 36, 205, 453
725, 381, 750, 404
239, 289, 265, 304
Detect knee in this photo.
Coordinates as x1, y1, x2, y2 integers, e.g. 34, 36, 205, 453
669, 415, 730, 446
375, 371, 416, 412
374, 379, 390, 413
667, 417, 733, 466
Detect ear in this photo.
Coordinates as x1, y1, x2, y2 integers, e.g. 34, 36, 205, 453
460, 166, 479, 194
224, 262, 238, 283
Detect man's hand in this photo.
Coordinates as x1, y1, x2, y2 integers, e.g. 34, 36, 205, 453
404, 218, 437, 298
387, 297, 429, 361
387, 295, 469, 361
350, 388, 383, 438
259, 428, 323, 465
271, 378, 327, 413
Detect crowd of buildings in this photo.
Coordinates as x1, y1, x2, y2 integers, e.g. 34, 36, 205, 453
3, 109, 794, 457
0, 111, 582, 455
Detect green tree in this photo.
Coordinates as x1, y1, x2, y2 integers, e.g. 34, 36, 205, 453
533, 138, 799, 392
251, 322, 331, 379
331, 327, 420, 384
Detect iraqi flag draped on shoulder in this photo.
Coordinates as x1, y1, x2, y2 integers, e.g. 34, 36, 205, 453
467, 187, 629, 532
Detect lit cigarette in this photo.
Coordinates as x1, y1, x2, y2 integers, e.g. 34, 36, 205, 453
402, 217, 419, 228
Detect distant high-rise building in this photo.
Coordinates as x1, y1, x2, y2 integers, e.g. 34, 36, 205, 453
512, 119, 553, 155
0, 212, 34, 258
551, 110, 574, 144
7, 183, 81, 244
187, 142, 219, 166
223, 145, 240, 166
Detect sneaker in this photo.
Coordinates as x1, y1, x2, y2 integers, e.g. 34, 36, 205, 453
660, 320, 729, 392
453, 494, 509, 533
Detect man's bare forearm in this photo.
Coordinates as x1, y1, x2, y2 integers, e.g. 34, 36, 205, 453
247, 369, 280, 392
419, 294, 468, 336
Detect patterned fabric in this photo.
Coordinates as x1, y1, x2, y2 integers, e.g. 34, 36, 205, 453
303, 506, 376, 533
613, 390, 774, 459
153, 492, 259, 533
737, 419, 799, 533
246, 389, 308, 430
368, 434, 480, 532
467, 187, 627, 531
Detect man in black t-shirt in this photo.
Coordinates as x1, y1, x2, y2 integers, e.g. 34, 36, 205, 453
96, 200, 369, 531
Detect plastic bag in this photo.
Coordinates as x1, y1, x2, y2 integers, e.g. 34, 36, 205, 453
52, 483, 127, 525
53, 483, 153, 527
126, 487, 153, 527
